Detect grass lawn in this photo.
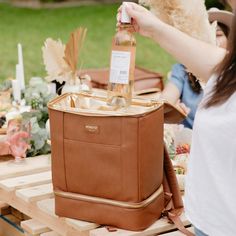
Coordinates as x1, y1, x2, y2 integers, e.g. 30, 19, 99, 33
0, 2, 176, 84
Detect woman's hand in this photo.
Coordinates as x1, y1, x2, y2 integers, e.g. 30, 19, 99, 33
117, 2, 226, 81
177, 102, 191, 115
117, 2, 161, 38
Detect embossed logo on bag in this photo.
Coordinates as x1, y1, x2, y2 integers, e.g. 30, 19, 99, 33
85, 125, 100, 134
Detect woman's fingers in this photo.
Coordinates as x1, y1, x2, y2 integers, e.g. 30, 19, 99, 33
117, 2, 142, 22
125, 3, 138, 19
178, 103, 191, 115
116, 2, 156, 37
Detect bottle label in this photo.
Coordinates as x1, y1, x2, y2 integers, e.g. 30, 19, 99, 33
109, 45, 136, 85
110, 50, 131, 84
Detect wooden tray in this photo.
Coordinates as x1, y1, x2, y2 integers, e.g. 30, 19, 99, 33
0, 128, 6, 135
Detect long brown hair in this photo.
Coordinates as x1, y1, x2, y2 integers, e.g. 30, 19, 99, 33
188, 23, 230, 95
205, 12, 236, 108
187, 72, 202, 94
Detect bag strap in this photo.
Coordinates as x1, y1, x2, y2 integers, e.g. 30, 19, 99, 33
163, 145, 194, 236
163, 146, 183, 208
168, 213, 195, 236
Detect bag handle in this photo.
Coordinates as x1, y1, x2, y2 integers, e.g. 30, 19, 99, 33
163, 145, 195, 236
163, 146, 184, 209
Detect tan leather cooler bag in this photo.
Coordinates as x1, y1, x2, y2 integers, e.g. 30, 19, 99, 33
48, 93, 185, 231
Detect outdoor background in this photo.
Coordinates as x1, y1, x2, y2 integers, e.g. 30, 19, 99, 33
0, 0, 226, 83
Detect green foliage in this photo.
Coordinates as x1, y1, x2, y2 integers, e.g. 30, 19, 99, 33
0, 79, 11, 92
22, 77, 55, 157
24, 77, 54, 110
40, 0, 64, 2
205, 0, 225, 9
22, 111, 51, 157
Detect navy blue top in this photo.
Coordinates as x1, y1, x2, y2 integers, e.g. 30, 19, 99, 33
169, 64, 203, 129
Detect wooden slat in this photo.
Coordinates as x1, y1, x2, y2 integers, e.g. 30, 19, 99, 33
0, 128, 6, 135
0, 134, 6, 141
0, 201, 11, 215
90, 215, 190, 236
0, 155, 51, 180
0, 188, 83, 236
40, 232, 60, 236
11, 207, 26, 220
16, 184, 53, 202
161, 227, 194, 235
2, 214, 21, 226
0, 215, 24, 236
21, 219, 50, 235
0, 171, 52, 191
24, 233, 39, 236
0, 155, 13, 162
37, 199, 99, 231
66, 218, 99, 232
36, 199, 57, 218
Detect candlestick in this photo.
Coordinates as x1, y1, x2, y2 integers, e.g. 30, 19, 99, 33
48, 83, 57, 95
17, 43, 25, 90
16, 64, 21, 87
11, 80, 21, 102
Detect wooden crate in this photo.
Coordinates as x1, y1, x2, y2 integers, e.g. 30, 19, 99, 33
0, 213, 25, 236
0, 155, 191, 236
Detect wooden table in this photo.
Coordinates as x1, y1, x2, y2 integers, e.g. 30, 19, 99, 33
0, 155, 191, 236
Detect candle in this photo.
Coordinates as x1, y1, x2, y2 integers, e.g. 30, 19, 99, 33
48, 83, 57, 95
16, 64, 21, 87
11, 80, 21, 102
17, 43, 25, 90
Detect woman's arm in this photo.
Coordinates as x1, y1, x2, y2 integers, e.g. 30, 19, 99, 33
151, 22, 226, 81
161, 83, 190, 115
123, 3, 226, 81
160, 82, 181, 104
160, 64, 185, 104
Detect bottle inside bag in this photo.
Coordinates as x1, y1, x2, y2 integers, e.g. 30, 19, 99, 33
107, 2, 136, 108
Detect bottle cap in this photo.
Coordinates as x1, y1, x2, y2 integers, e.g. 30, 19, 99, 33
121, 2, 131, 23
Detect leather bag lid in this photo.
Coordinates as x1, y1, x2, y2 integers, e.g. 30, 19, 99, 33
163, 101, 186, 124
48, 91, 186, 123
132, 92, 186, 124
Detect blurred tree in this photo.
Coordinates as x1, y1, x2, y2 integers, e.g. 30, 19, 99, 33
40, 0, 64, 2
205, 0, 227, 9
10, 0, 229, 8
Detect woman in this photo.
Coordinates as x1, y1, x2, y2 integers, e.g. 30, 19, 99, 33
118, 2, 236, 236
161, 8, 232, 129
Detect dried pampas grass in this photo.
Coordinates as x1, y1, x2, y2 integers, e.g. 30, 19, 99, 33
139, 0, 216, 44
42, 38, 71, 83
42, 27, 87, 84
64, 27, 87, 75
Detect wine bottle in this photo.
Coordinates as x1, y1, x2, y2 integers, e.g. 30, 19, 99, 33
107, 2, 136, 108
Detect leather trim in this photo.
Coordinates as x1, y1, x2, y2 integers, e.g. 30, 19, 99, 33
54, 185, 163, 209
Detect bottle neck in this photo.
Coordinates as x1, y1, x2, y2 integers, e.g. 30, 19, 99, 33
119, 23, 134, 32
